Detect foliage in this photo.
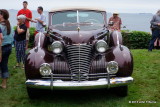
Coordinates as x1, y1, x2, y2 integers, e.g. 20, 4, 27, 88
28, 27, 36, 48
122, 30, 152, 49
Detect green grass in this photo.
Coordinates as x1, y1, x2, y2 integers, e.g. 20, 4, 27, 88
0, 49, 159, 107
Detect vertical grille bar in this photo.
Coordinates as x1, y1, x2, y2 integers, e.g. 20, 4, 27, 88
66, 44, 93, 81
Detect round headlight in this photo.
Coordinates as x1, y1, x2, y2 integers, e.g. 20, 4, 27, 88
51, 41, 63, 54
96, 40, 108, 53
39, 63, 52, 76
107, 61, 119, 74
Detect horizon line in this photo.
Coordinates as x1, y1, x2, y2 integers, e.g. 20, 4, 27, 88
7, 9, 153, 14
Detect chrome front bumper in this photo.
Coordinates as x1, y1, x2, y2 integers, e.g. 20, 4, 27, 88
26, 77, 134, 90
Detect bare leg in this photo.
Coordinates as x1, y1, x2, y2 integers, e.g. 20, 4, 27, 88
26, 40, 29, 50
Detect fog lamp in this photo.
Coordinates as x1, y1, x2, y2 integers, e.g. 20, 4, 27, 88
39, 63, 52, 76
107, 61, 119, 74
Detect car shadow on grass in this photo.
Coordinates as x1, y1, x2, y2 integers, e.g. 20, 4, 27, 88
28, 88, 124, 105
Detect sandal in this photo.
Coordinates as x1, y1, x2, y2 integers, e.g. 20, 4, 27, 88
14, 65, 20, 68
0, 85, 6, 89
22, 66, 25, 69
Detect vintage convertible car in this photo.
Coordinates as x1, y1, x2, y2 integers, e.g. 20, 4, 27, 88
25, 7, 134, 98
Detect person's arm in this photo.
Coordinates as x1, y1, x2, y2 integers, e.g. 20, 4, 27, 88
35, 18, 43, 24
0, 28, 2, 62
150, 15, 159, 26
17, 23, 27, 34
35, 15, 46, 25
0, 28, 3, 40
17, 26, 25, 34
36, 18, 44, 24
0, 28, 3, 42
26, 17, 32, 21
119, 18, 122, 30
26, 11, 35, 22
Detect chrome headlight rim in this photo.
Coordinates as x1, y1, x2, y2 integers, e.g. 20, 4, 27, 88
96, 40, 108, 53
39, 63, 52, 76
51, 41, 63, 54
107, 61, 119, 74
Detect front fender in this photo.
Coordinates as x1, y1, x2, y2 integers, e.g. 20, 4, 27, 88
109, 31, 123, 47
25, 47, 54, 79
105, 45, 133, 77
34, 32, 46, 47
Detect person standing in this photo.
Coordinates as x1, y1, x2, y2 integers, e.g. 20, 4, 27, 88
33, 6, 46, 36
0, 28, 3, 44
108, 12, 122, 31
0, 9, 13, 89
14, 15, 27, 69
149, 10, 160, 51
17, 1, 33, 50
0, 28, 3, 62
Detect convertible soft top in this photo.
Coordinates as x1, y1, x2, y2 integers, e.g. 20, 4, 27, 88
49, 6, 106, 12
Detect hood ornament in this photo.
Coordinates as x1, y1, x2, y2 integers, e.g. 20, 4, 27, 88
77, 27, 80, 32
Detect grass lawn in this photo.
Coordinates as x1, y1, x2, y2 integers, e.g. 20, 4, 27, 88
0, 49, 159, 107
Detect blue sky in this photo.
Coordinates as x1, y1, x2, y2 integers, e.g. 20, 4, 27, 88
0, 0, 160, 13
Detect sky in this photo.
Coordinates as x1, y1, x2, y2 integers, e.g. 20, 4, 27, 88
0, 0, 160, 13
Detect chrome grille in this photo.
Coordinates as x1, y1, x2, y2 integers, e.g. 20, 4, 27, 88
66, 44, 93, 81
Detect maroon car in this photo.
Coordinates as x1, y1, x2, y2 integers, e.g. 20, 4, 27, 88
25, 7, 134, 98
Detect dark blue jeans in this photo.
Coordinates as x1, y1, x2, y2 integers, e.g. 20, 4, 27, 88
149, 29, 160, 50
0, 44, 12, 79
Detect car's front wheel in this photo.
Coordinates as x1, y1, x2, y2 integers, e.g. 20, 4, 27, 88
114, 86, 128, 97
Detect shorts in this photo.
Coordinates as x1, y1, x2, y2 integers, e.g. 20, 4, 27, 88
26, 28, 30, 41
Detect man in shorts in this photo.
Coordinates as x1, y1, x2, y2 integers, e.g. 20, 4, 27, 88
17, 1, 34, 49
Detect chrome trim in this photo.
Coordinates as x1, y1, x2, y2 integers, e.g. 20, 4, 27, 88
96, 40, 108, 53
116, 31, 120, 46
38, 32, 41, 47
51, 41, 63, 54
41, 73, 116, 80
50, 73, 53, 90
107, 61, 119, 74
39, 63, 52, 76
66, 44, 93, 81
26, 77, 133, 90
107, 70, 110, 88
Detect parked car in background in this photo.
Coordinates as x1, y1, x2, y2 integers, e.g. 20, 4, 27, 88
25, 7, 134, 98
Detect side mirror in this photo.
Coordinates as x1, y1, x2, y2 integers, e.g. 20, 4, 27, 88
122, 26, 126, 28
44, 30, 51, 37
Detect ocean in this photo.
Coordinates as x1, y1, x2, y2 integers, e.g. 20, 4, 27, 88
8, 9, 153, 32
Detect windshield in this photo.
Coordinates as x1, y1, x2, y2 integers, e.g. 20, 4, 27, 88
51, 11, 104, 31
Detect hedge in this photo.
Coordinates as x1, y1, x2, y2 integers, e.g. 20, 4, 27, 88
26, 28, 151, 49
121, 30, 151, 49
28, 27, 36, 48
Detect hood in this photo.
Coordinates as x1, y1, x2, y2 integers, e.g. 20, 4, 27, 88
50, 28, 107, 45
